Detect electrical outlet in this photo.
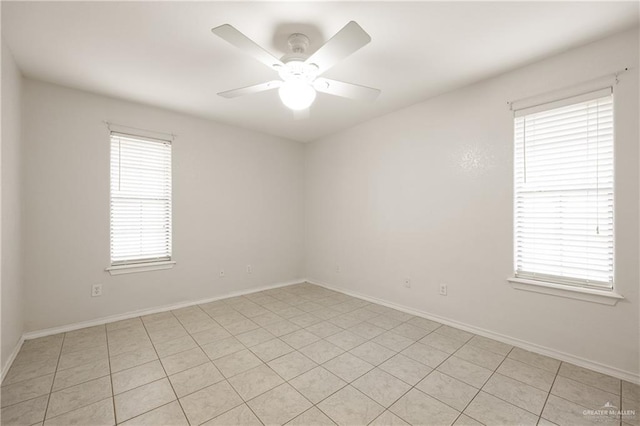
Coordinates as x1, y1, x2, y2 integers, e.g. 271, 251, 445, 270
246, 265, 253, 274
403, 278, 411, 288
219, 270, 225, 278
439, 284, 448, 296
336, 265, 341, 273
91, 284, 102, 297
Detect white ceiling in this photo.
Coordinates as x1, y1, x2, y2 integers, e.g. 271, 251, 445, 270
3, 1, 638, 142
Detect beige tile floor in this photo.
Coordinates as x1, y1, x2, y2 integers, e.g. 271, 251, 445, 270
1, 283, 638, 426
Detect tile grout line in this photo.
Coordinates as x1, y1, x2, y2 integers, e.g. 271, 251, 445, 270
198, 299, 281, 425
40, 347, 142, 398
260, 319, 380, 424
184, 304, 267, 426
298, 313, 454, 424
203, 297, 315, 423
201, 293, 324, 425
537, 354, 562, 425
4, 345, 113, 396
199, 289, 368, 425
359, 327, 478, 424
0, 343, 115, 413
5, 329, 190, 425
412, 333, 583, 421
546, 355, 629, 424
96, 316, 188, 424
417, 343, 497, 426
105, 324, 118, 424
41, 333, 66, 424
452, 345, 516, 426
362, 332, 476, 425
281, 307, 540, 424
477, 346, 555, 419
136, 310, 191, 426
360, 327, 477, 423
435, 337, 574, 424
619, 379, 623, 426
420, 335, 513, 424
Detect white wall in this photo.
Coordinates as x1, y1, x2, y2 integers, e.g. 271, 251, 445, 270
1, 42, 24, 369
305, 28, 639, 378
22, 80, 305, 332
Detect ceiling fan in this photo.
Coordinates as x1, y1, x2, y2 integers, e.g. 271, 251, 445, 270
211, 21, 380, 117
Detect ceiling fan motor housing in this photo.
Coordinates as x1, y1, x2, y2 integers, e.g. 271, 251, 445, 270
288, 33, 310, 54
278, 33, 318, 83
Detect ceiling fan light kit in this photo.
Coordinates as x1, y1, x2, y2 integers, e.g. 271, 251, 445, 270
211, 21, 380, 117
276, 38, 319, 111
279, 81, 316, 111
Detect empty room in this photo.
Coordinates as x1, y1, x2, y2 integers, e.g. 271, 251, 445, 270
1, 1, 638, 425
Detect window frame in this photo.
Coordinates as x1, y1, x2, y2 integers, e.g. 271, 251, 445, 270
105, 130, 175, 275
507, 88, 623, 305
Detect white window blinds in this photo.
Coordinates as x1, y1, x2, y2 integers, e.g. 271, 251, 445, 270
110, 132, 172, 265
514, 89, 614, 289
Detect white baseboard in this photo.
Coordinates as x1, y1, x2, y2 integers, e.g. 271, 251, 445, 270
22, 279, 305, 340
308, 278, 640, 385
3, 278, 305, 384
1, 336, 25, 383
10, 277, 638, 385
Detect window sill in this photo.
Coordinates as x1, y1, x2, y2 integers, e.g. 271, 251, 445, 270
106, 260, 176, 276
508, 277, 624, 306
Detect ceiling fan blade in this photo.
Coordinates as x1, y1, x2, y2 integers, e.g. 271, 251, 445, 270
314, 78, 380, 102
212, 24, 284, 70
218, 80, 282, 98
293, 108, 310, 120
305, 21, 371, 75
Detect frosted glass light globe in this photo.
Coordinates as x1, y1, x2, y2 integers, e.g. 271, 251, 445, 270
278, 81, 316, 111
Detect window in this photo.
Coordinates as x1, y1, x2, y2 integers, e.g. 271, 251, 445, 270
513, 88, 614, 290
109, 132, 172, 269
